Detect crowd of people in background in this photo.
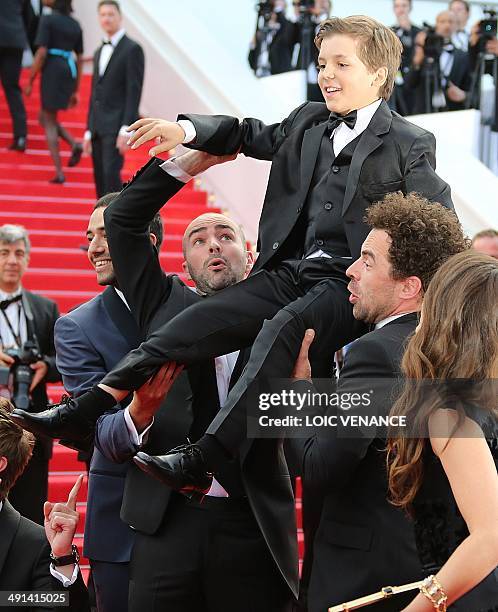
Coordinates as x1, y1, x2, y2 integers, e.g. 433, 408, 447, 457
249, 0, 498, 117
0, 4, 497, 612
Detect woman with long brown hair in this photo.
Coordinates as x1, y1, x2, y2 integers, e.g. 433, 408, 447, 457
388, 250, 498, 611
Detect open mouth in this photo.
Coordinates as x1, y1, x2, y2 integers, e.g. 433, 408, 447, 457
207, 258, 227, 271
324, 86, 342, 96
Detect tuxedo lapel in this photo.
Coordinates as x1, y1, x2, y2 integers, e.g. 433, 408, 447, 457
342, 101, 392, 216
100, 35, 127, 80
101, 286, 143, 348
299, 122, 328, 203
0, 501, 20, 575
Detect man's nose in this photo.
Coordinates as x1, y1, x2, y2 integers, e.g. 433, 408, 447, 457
209, 239, 221, 253
346, 258, 360, 279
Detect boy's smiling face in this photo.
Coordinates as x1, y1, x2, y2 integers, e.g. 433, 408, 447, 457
317, 34, 387, 115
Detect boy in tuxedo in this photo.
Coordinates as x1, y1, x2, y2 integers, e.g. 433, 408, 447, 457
14, 15, 454, 495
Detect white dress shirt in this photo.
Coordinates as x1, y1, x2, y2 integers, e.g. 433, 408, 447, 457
375, 312, 415, 330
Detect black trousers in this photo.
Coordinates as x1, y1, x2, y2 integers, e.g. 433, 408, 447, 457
103, 258, 362, 453
0, 47, 27, 139
91, 560, 130, 612
128, 494, 292, 612
92, 133, 124, 198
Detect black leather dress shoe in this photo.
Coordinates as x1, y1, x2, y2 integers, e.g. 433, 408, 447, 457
133, 445, 213, 495
11, 395, 93, 442
8, 137, 26, 152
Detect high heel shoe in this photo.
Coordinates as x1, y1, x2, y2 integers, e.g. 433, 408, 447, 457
68, 143, 83, 167
49, 174, 65, 184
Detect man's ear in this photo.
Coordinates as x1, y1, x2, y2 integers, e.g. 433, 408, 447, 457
149, 233, 158, 247
372, 66, 388, 89
182, 260, 192, 281
245, 250, 255, 274
401, 275, 423, 301
0, 456, 7, 475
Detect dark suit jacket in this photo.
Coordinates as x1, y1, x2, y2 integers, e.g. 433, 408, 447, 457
87, 34, 144, 136
0, 0, 31, 49
96, 160, 299, 599
54, 287, 142, 563
288, 314, 422, 612
248, 12, 295, 75
179, 100, 453, 272
0, 500, 89, 612
404, 49, 471, 113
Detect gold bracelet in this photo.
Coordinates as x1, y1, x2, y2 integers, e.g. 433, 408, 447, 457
419, 575, 448, 611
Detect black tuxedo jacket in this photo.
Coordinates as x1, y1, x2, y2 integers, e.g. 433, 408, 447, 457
405, 49, 471, 113
87, 34, 144, 136
0, 0, 31, 49
288, 314, 422, 612
0, 501, 89, 612
179, 100, 453, 272
100, 159, 298, 599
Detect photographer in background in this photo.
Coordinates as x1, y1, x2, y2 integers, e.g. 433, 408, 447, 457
468, 12, 498, 131
292, 0, 331, 101
391, 0, 421, 114
405, 10, 471, 114
0, 224, 60, 525
249, 0, 295, 77
450, 0, 471, 50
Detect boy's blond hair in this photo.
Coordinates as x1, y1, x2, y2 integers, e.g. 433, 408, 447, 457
315, 15, 402, 100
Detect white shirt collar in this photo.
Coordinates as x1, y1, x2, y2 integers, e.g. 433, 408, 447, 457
114, 287, 130, 310
0, 286, 22, 300
375, 311, 416, 330
331, 98, 382, 140
104, 28, 126, 47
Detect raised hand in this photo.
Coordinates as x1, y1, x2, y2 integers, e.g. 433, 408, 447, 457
44, 473, 84, 558
127, 118, 186, 157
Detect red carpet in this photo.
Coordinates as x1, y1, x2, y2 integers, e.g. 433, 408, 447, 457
0, 70, 303, 583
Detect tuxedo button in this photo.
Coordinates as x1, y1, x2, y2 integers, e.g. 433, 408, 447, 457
316, 239, 324, 246
272, 242, 279, 250
297, 206, 302, 213
324, 202, 332, 210
332, 165, 340, 173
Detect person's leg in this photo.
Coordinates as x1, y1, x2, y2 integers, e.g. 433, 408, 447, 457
40, 109, 64, 182
91, 561, 130, 612
0, 47, 27, 142
101, 134, 124, 194
92, 134, 105, 198
128, 496, 207, 612
56, 122, 76, 148
101, 266, 301, 392
203, 499, 293, 612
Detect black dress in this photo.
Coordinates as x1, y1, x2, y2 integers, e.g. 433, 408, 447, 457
35, 12, 83, 111
413, 407, 498, 611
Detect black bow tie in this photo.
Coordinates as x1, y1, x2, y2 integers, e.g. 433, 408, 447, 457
0, 294, 22, 311
327, 110, 358, 134
102, 40, 113, 46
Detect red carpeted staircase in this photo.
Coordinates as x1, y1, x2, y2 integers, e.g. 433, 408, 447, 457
0, 70, 304, 583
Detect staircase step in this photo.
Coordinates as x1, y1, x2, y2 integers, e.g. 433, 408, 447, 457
48, 473, 89, 502
49, 444, 88, 472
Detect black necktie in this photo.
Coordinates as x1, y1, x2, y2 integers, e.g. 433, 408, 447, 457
0, 294, 22, 311
327, 110, 357, 134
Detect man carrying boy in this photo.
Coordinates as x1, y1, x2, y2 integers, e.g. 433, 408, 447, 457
14, 16, 454, 494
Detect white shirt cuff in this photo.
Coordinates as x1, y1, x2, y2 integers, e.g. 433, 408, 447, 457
119, 125, 129, 137
84, 130, 91, 141
159, 158, 194, 183
124, 406, 154, 446
50, 563, 79, 587
177, 119, 196, 144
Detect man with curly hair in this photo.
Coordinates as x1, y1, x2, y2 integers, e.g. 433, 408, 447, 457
287, 192, 469, 612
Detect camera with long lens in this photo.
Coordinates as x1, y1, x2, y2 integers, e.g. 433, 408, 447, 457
478, 8, 498, 53
422, 22, 444, 61
295, 0, 315, 13
256, 0, 275, 21
0, 340, 41, 411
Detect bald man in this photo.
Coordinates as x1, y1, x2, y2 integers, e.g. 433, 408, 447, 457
82, 151, 297, 612
472, 229, 498, 259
